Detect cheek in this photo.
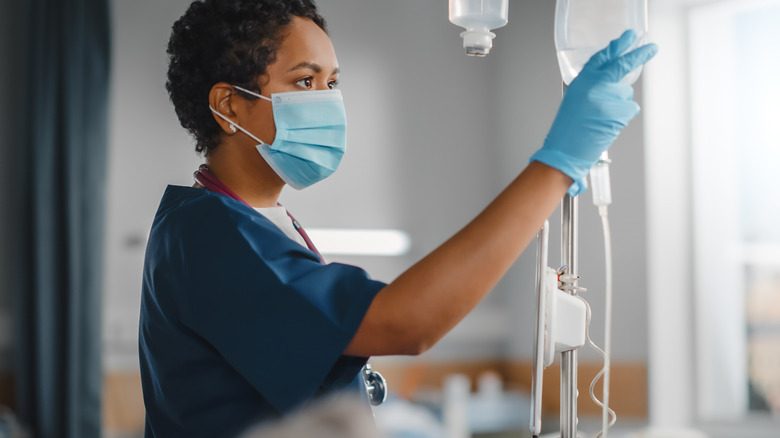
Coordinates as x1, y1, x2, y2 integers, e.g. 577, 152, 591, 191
245, 103, 277, 144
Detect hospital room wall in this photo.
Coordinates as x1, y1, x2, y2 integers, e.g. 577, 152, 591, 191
103, 2, 503, 370
0, 0, 651, 422
110, 0, 641, 371
0, 0, 651, 401
102, 0, 646, 368
102, 0, 500, 368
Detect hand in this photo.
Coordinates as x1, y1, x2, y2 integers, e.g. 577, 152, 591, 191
530, 30, 658, 196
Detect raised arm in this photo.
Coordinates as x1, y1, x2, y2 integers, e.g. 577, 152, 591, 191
345, 31, 658, 357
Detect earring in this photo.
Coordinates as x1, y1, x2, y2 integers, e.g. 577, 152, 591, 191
229, 124, 237, 133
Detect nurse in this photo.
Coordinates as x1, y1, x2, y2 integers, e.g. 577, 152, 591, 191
139, 0, 657, 437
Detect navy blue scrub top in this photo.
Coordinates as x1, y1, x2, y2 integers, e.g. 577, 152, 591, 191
139, 186, 386, 438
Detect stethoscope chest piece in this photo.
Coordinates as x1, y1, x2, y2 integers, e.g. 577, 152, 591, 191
362, 364, 388, 406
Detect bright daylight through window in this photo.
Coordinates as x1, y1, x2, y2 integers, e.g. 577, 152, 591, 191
690, 0, 780, 421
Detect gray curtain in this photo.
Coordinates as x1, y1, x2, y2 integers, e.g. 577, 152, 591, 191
14, 0, 111, 437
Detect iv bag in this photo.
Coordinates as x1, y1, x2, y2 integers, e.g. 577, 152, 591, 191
554, 0, 648, 85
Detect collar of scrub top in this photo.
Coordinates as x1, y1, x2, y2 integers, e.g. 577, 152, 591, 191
193, 164, 325, 263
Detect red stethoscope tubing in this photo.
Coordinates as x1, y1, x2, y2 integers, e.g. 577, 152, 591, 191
193, 164, 324, 263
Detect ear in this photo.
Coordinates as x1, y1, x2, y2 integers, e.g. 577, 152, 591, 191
209, 82, 239, 134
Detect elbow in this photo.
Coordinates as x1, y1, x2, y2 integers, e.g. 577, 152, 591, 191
356, 291, 446, 356
414, 339, 435, 355
383, 309, 450, 356
391, 324, 439, 356
347, 318, 436, 357
399, 338, 433, 356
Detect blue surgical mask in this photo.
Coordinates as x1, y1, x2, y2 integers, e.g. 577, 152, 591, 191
209, 86, 347, 189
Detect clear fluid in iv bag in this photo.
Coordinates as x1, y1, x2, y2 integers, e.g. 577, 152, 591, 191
556, 34, 646, 85
555, 0, 648, 85
557, 47, 599, 85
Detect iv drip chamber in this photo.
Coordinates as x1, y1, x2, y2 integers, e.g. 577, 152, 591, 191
554, 0, 648, 84
449, 0, 508, 56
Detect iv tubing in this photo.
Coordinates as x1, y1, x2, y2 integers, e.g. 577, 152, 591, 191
575, 289, 617, 437
598, 206, 614, 438
590, 152, 614, 438
573, 205, 616, 438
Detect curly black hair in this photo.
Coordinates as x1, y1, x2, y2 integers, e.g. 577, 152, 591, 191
166, 0, 327, 155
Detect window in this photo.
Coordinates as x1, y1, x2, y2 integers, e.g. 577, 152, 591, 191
690, 0, 780, 421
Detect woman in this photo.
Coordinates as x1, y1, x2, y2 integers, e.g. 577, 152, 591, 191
139, 1, 657, 437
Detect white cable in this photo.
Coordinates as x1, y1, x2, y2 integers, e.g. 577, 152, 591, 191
574, 292, 616, 438
589, 153, 614, 438
598, 206, 613, 438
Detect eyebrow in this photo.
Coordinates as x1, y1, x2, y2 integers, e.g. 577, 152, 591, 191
288, 61, 340, 75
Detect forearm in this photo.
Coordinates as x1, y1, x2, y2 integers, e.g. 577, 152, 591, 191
344, 33, 657, 357
345, 162, 571, 356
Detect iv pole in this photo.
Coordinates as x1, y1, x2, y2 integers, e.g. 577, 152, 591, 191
532, 189, 580, 438
537, 0, 648, 433
530, 85, 583, 438
561, 194, 579, 438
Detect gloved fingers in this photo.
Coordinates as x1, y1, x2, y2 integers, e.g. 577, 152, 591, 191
562, 81, 635, 115
583, 29, 637, 70
602, 43, 659, 82
605, 81, 635, 101
595, 98, 641, 126
544, 92, 639, 153
578, 81, 635, 102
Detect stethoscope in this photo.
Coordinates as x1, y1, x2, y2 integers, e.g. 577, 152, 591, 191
193, 164, 388, 406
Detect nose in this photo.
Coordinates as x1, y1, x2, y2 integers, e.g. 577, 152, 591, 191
314, 79, 331, 91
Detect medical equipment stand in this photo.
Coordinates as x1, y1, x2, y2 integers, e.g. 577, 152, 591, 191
530, 92, 583, 438
561, 194, 579, 438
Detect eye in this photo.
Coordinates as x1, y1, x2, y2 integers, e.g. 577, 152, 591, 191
328, 79, 339, 89
295, 77, 313, 89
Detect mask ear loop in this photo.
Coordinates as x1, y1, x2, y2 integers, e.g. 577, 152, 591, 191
208, 105, 270, 147
209, 104, 297, 189
208, 85, 273, 144
233, 85, 273, 102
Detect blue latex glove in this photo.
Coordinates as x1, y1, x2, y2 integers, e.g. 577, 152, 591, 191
530, 30, 659, 196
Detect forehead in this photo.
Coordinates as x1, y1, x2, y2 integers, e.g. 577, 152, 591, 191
271, 16, 338, 71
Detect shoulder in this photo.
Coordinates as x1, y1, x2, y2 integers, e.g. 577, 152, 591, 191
146, 185, 318, 264
151, 185, 244, 227
149, 185, 275, 241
